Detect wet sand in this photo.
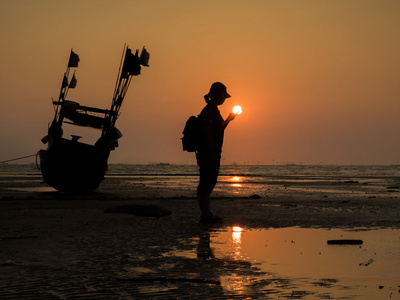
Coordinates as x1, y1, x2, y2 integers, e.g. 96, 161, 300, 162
1, 176, 400, 299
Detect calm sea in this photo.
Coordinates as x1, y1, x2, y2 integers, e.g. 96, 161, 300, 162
1, 164, 399, 198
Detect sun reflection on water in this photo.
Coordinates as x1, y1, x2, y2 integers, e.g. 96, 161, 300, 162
232, 226, 242, 245
229, 176, 243, 189
232, 226, 243, 259
221, 226, 247, 294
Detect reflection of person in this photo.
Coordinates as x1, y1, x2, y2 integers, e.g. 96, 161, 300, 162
197, 82, 236, 224
197, 233, 214, 259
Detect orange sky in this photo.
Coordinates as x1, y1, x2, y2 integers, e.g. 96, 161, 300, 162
1, 0, 400, 165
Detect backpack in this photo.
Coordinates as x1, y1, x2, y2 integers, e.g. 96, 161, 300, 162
182, 115, 201, 152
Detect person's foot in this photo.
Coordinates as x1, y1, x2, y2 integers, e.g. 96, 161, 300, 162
199, 214, 223, 224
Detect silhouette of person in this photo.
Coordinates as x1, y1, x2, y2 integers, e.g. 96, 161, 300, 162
197, 82, 236, 223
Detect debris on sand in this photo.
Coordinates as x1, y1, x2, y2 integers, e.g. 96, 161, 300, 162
359, 259, 374, 266
327, 239, 363, 245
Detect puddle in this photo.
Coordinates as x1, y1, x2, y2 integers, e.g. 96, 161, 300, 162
172, 227, 400, 299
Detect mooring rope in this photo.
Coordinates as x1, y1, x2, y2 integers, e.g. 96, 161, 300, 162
0, 154, 38, 164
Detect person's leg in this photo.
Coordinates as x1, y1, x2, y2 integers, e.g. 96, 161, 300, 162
197, 152, 221, 222
197, 163, 222, 223
197, 190, 211, 218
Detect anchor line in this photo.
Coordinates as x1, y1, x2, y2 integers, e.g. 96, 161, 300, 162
0, 154, 38, 164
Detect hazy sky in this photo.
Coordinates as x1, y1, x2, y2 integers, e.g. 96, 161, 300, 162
1, 0, 400, 165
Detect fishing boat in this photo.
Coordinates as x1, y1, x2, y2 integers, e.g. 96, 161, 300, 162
38, 45, 150, 193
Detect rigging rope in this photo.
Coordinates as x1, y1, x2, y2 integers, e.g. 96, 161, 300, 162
0, 154, 38, 164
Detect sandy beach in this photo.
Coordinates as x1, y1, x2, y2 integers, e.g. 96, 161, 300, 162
1, 169, 400, 299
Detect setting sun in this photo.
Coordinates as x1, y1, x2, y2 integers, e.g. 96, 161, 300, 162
232, 105, 242, 115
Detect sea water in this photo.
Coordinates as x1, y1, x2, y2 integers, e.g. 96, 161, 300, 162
108, 164, 400, 199
1, 164, 400, 197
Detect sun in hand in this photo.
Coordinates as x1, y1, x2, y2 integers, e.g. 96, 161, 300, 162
232, 105, 242, 115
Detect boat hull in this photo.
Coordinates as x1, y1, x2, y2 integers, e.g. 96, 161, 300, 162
39, 138, 110, 193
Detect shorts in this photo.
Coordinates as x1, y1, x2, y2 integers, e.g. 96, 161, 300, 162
196, 152, 220, 194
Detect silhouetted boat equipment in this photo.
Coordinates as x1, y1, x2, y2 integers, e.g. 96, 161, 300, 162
39, 45, 150, 192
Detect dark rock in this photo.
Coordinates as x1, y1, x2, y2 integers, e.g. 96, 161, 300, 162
359, 259, 374, 266
248, 194, 262, 199
327, 239, 363, 245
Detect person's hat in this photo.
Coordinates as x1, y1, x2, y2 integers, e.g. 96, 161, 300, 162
209, 82, 231, 98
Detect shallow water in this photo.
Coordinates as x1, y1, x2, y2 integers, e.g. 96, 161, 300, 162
1, 164, 400, 199
116, 164, 400, 199
172, 227, 400, 299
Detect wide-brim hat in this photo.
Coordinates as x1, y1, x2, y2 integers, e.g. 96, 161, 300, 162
209, 82, 231, 98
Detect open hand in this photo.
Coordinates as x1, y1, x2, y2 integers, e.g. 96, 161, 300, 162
227, 112, 236, 122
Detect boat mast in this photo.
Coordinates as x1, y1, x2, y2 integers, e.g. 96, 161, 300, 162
51, 49, 80, 130
102, 45, 149, 137
47, 46, 148, 139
